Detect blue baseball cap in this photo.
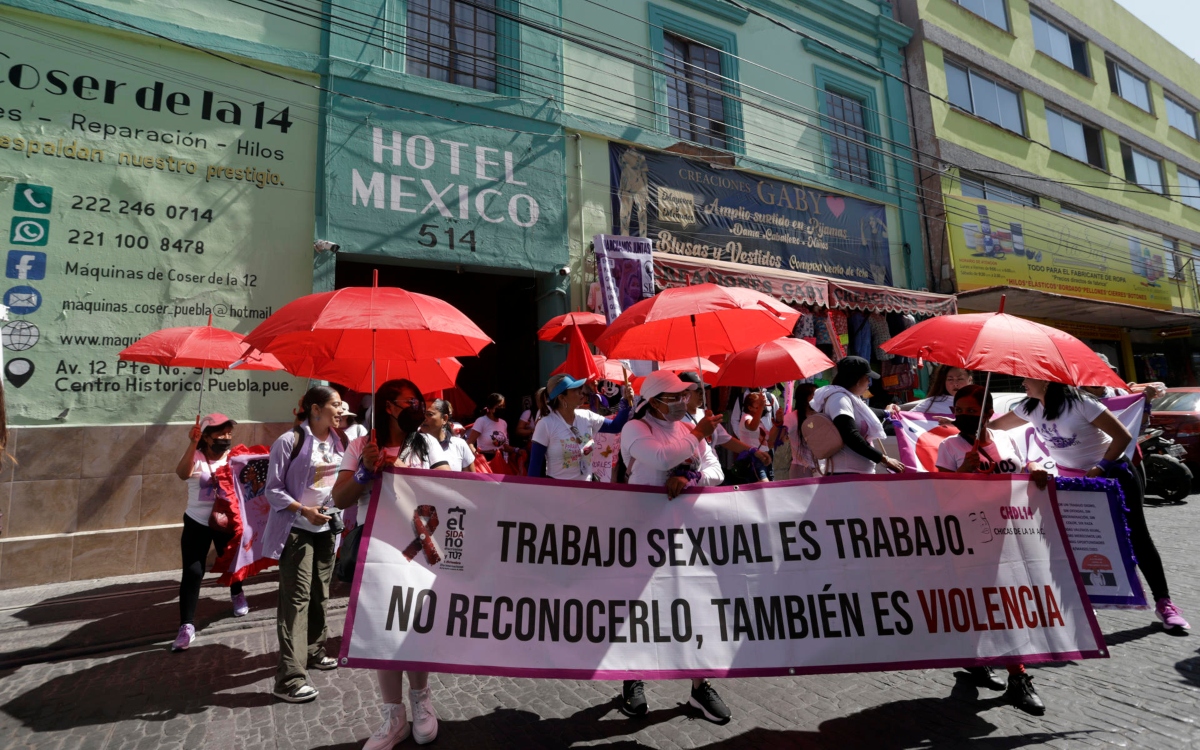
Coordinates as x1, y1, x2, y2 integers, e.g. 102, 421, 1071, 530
547, 373, 587, 400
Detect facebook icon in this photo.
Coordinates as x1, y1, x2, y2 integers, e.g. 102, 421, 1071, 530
6, 251, 47, 281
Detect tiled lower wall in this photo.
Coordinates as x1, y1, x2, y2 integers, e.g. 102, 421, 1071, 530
0, 422, 293, 589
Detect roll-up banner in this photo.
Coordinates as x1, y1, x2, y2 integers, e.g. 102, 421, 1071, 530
341, 472, 1107, 678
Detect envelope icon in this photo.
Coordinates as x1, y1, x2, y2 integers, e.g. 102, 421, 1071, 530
8, 292, 37, 307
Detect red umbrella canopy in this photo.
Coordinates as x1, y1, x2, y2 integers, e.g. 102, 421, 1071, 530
244, 284, 492, 362
119, 325, 282, 371
714, 338, 835, 388
537, 312, 608, 344
549, 324, 602, 381
594, 284, 800, 361
287, 356, 462, 394
659, 357, 719, 374
880, 311, 1127, 389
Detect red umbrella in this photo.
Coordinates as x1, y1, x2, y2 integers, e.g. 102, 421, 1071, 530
879, 298, 1126, 389
554, 354, 629, 382
549, 324, 602, 381
714, 338, 835, 388
594, 284, 799, 362
119, 317, 282, 419
537, 311, 607, 344
290, 356, 462, 394
660, 357, 720, 374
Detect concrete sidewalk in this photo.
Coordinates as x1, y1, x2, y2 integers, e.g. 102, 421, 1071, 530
0, 498, 1198, 749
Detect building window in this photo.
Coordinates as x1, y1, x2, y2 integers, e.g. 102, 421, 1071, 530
1120, 143, 1164, 193
945, 62, 1024, 135
406, 0, 498, 93
1045, 109, 1105, 168
823, 91, 873, 186
1166, 97, 1199, 139
1061, 204, 1115, 222
1031, 13, 1089, 76
1106, 58, 1151, 112
960, 173, 1037, 207
952, 0, 1008, 31
663, 33, 728, 148
1179, 170, 1200, 210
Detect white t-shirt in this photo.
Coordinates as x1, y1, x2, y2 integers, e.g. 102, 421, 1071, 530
911, 394, 954, 415
820, 390, 879, 475
1010, 397, 1109, 470
340, 434, 449, 513
343, 423, 368, 443
437, 435, 475, 472
936, 430, 1026, 474
732, 391, 778, 434
184, 452, 229, 525
687, 409, 731, 447
292, 437, 341, 532
472, 415, 508, 452
734, 413, 769, 449
532, 409, 608, 481
620, 416, 723, 488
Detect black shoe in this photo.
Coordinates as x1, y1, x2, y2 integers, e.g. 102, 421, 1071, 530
965, 666, 1007, 690
1004, 673, 1046, 715
619, 680, 647, 717
688, 680, 731, 724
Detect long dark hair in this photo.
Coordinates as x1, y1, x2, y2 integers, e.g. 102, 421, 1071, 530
1021, 382, 1086, 421
794, 383, 817, 416
300, 385, 339, 423
429, 398, 453, 442
374, 379, 429, 463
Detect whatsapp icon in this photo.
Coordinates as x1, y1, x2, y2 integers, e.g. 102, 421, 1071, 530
10, 218, 49, 246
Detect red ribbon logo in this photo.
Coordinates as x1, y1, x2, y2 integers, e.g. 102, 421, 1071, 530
402, 505, 442, 564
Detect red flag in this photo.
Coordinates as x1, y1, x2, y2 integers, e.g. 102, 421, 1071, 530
552, 324, 602, 381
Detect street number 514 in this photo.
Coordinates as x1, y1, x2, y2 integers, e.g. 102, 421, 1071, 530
417, 224, 477, 252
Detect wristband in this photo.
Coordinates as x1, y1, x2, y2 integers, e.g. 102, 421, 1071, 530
354, 465, 376, 484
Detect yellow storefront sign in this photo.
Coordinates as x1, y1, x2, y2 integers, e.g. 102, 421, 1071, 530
946, 195, 1173, 311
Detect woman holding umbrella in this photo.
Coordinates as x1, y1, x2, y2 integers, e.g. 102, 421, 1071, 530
332, 379, 453, 747
990, 379, 1190, 632
811, 357, 906, 475
617, 370, 731, 723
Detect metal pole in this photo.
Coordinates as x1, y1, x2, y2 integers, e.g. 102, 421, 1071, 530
691, 314, 707, 411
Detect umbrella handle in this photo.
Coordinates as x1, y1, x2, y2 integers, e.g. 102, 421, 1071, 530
972, 371, 994, 454
196, 366, 205, 421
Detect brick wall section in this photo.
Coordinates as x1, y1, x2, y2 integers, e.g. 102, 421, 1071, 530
0, 423, 295, 589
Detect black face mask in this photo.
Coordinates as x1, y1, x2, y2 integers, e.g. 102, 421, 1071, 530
953, 415, 981, 442
209, 438, 232, 454
396, 405, 425, 434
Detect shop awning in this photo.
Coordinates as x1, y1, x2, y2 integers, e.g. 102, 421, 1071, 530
653, 254, 956, 316
957, 286, 1200, 331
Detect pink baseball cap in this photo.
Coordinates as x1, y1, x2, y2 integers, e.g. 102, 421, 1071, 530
199, 413, 236, 432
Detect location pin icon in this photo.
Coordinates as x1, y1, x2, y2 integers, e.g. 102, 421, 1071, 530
6, 357, 34, 387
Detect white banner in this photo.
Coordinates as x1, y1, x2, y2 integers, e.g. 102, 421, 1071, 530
341, 472, 1106, 678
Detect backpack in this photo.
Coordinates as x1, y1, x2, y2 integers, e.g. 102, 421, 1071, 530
801, 413, 844, 460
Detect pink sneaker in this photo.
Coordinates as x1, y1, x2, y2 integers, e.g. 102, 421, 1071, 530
171, 624, 196, 652
1156, 598, 1191, 631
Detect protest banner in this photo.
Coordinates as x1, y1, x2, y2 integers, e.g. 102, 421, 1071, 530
1054, 478, 1147, 608
341, 471, 1106, 678
212, 445, 277, 584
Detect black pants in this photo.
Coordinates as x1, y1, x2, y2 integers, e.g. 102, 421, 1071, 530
1107, 462, 1170, 601
180, 514, 244, 626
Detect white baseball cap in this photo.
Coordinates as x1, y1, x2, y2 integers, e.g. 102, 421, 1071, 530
638, 370, 697, 401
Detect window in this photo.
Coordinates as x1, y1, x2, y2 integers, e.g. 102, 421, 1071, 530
1031, 14, 1089, 76
1106, 58, 1151, 112
945, 62, 1024, 135
823, 91, 873, 186
960, 173, 1037, 207
1179, 170, 1200, 210
1045, 109, 1105, 168
406, 0, 498, 92
1120, 143, 1164, 193
952, 0, 1008, 30
663, 33, 728, 148
1166, 97, 1199, 139
1061, 204, 1115, 222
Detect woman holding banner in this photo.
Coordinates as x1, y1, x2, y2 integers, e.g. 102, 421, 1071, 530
990, 380, 1190, 632
617, 370, 731, 723
332, 379, 453, 747
935, 384, 1047, 714
528, 373, 632, 481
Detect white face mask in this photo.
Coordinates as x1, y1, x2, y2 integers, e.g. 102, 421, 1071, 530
658, 399, 689, 422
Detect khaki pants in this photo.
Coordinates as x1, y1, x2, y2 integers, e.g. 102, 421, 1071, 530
275, 528, 335, 692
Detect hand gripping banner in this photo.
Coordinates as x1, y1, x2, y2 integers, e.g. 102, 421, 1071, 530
341, 470, 1106, 679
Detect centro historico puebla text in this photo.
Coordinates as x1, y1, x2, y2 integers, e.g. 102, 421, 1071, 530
53, 360, 292, 396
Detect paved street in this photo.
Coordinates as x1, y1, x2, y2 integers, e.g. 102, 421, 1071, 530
1, 497, 1197, 750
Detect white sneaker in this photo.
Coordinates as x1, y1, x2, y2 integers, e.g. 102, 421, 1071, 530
170, 624, 195, 652
410, 687, 438, 745
364, 702, 409, 750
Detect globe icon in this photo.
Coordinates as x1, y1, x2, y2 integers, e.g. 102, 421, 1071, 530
3, 320, 40, 352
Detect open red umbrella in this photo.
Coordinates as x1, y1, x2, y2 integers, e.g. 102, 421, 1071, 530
659, 357, 720, 374
292, 356, 462, 394
119, 316, 282, 419
714, 338, 835, 388
537, 311, 607, 344
594, 284, 799, 361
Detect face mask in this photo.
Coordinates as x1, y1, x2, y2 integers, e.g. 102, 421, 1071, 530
397, 405, 425, 434
661, 400, 689, 422
953, 415, 981, 442
209, 438, 232, 454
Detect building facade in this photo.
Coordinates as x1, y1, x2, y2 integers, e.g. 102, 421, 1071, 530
898, 0, 1200, 383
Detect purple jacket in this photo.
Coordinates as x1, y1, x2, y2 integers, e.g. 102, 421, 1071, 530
261, 422, 345, 560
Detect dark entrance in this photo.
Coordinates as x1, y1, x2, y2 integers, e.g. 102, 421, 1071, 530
335, 260, 541, 421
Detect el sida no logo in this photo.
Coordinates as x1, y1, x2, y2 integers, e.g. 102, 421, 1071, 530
442, 507, 466, 569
